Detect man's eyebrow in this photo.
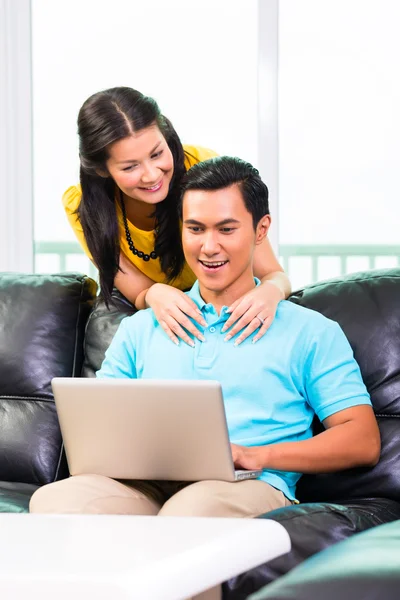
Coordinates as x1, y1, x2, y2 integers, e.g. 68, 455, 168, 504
183, 218, 241, 226
116, 142, 161, 165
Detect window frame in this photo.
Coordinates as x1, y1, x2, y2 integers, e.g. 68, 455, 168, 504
0, 0, 33, 272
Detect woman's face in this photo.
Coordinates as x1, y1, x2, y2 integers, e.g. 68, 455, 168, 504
105, 125, 174, 205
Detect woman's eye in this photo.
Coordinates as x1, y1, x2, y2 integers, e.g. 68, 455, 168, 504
122, 164, 138, 172
151, 150, 163, 159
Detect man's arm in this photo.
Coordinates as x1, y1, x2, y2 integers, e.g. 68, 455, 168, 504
233, 318, 381, 473
232, 404, 380, 472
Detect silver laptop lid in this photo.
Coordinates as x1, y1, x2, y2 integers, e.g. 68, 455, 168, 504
52, 378, 241, 482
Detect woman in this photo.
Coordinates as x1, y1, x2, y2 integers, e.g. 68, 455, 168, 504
64, 87, 291, 346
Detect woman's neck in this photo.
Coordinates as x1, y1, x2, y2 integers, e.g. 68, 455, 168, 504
121, 191, 156, 232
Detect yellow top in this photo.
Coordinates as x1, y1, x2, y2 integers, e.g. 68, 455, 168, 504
63, 145, 218, 290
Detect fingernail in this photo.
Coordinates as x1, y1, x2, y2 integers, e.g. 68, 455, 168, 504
198, 335, 205, 342
189, 341, 195, 348
252, 338, 258, 344
174, 340, 180, 346
200, 320, 207, 327
197, 310, 203, 315
234, 340, 241, 347
221, 326, 227, 332
224, 334, 232, 342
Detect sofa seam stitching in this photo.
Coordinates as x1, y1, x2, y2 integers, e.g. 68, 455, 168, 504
0, 396, 52, 402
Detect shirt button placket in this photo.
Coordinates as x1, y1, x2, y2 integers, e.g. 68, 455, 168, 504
196, 322, 219, 366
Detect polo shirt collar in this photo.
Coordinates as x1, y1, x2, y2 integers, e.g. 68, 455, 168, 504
187, 278, 261, 316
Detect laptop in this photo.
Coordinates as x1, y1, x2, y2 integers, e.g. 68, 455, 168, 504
51, 378, 262, 482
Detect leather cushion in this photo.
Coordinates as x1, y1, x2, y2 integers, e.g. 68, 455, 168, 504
82, 289, 136, 378
0, 273, 97, 484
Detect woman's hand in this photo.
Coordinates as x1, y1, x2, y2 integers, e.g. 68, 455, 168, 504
145, 283, 207, 347
221, 281, 284, 345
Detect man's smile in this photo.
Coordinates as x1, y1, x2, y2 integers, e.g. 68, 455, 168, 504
199, 260, 229, 272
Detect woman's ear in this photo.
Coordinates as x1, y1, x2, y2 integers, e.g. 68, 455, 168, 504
255, 214, 271, 244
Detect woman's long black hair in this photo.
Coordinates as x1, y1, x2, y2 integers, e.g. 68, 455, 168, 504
77, 87, 186, 306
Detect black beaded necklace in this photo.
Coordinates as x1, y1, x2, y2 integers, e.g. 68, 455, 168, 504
119, 190, 158, 262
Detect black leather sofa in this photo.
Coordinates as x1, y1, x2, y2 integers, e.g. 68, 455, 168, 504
0, 269, 399, 597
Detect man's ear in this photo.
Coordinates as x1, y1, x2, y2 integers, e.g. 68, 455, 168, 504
255, 214, 271, 245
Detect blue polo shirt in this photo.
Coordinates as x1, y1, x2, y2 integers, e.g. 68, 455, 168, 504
97, 280, 371, 500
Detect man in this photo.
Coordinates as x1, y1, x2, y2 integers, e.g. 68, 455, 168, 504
30, 157, 380, 517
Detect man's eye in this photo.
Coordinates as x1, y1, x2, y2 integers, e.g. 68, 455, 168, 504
221, 228, 234, 233
189, 227, 202, 233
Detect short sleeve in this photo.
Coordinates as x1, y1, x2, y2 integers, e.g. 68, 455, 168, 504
96, 318, 137, 379
304, 321, 371, 422
62, 185, 92, 260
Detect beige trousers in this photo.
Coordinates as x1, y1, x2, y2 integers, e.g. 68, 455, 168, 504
30, 475, 291, 517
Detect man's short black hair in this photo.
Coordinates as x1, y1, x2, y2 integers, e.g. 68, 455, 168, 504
179, 156, 269, 230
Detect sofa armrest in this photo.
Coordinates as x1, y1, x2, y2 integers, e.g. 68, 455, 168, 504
248, 518, 400, 600
223, 498, 400, 600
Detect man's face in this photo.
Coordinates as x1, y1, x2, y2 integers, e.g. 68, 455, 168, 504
182, 184, 269, 295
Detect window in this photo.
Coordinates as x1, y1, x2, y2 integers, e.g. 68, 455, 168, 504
278, 0, 400, 289
31, 0, 259, 276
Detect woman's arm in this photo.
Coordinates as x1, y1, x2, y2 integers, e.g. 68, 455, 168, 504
253, 237, 291, 299
113, 252, 206, 345
114, 251, 155, 309
222, 236, 292, 344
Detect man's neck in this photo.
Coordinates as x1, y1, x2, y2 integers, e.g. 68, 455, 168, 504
198, 272, 256, 315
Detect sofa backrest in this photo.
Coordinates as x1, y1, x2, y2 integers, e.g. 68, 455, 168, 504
292, 269, 400, 503
0, 273, 97, 485
82, 289, 136, 378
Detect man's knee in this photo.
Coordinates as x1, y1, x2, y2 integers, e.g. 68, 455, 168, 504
29, 476, 89, 514
159, 481, 234, 517
159, 480, 288, 518
30, 474, 160, 515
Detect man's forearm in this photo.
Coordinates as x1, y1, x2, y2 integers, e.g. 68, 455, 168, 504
252, 420, 380, 473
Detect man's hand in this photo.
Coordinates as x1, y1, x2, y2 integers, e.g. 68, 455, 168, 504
231, 443, 264, 471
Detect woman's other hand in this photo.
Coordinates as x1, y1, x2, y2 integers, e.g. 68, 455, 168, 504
145, 283, 207, 347
221, 281, 284, 346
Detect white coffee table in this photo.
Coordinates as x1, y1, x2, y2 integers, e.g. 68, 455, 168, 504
0, 514, 290, 600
